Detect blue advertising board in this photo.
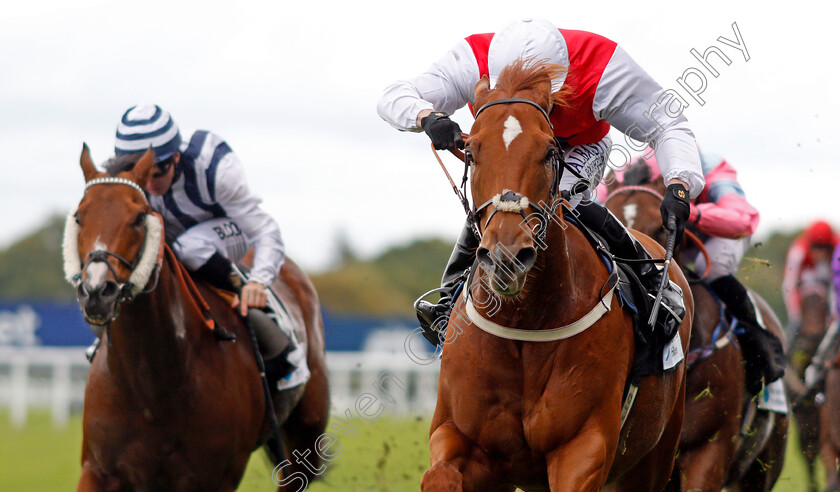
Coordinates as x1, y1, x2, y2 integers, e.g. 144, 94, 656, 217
0, 301, 416, 352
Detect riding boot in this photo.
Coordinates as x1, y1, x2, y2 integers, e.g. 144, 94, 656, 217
199, 253, 297, 387
710, 275, 786, 395
249, 308, 296, 389
574, 200, 686, 339
194, 252, 241, 292
415, 220, 479, 346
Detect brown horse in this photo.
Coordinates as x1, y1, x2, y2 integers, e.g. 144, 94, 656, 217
821, 347, 840, 492
603, 167, 788, 491
792, 281, 832, 492
67, 146, 329, 491
420, 60, 692, 492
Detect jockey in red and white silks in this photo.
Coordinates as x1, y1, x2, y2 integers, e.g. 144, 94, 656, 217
377, 18, 705, 201
378, 18, 706, 371
784, 221, 839, 329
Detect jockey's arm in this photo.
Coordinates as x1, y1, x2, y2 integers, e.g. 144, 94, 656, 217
377, 39, 479, 131
214, 153, 286, 295
690, 159, 759, 238
592, 45, 705, 198
691, 195, 759, 238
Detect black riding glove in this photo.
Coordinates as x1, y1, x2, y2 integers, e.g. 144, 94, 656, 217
421, 112, 464, 150
660, 183, 691, 245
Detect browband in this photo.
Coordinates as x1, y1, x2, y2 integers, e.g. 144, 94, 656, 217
473, 98, 554, 132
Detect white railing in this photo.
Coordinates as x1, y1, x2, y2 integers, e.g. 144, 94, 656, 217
0, 347, 441, 428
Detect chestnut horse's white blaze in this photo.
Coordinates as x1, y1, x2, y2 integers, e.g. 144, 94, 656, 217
84, 238, 110, 289
502, 115, 522, 150
623, 203, 637, 229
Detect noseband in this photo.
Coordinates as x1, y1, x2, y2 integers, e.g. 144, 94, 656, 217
468, 98, 566, 239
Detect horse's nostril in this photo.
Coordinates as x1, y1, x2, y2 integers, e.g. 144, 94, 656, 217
76, 282, 89, 300
516, 247, 537, 269
101, 281, 118, 298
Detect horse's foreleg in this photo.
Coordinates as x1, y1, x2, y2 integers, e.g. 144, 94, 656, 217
545, 429, 612, 492
678, 439, 735, 491
422, 421, 501, 492
823, 437, 840, 492
76, 463, 104, 492
422, 461, 465, 492
613, 386, 684, 492
737, 413, 788, 492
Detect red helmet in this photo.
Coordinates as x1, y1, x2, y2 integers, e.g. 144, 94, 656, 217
806, 220, 835, 247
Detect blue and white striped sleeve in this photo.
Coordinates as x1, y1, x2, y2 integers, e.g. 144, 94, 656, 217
213, 149, 285, 286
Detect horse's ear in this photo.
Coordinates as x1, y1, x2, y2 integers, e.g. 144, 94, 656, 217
80, 143, 99, 182
474, 75, 491, 102
131, 147, 157, 187
603, 169, 621, 193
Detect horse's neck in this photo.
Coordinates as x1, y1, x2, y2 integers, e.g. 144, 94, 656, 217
105, 257, 202, 399
530, 226, 605, 320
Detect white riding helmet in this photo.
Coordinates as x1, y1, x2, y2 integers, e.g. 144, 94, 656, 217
488, 18, 569, 92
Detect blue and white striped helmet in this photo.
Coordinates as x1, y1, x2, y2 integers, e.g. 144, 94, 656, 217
114, 104, 182, 163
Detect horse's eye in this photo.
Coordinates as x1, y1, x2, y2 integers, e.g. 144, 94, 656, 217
74, 212, 80, 225
133, 212, 146, 227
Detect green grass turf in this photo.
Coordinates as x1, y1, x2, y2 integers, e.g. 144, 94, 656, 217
0, 410, 826, 491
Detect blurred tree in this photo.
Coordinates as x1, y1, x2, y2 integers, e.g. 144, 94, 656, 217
739, 230, 801, 327
311, 238, 452, 316
330, 229, 358, 267
0, 213, 805, 321
0, 215, 72, 301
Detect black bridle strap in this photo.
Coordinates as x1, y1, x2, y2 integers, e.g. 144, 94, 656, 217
86, 249, 135, 270
473, 98, 554, 132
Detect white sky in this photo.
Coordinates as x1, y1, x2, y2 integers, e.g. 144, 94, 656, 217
0, 0, 835, 271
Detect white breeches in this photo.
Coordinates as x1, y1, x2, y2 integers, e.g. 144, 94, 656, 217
173, 218, 251, 271
690, 236, 750, 281
558, 135, 613, 200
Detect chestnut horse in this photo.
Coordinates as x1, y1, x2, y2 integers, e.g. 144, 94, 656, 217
67, 146, 329, 491
420, 60, 692, 492
603, 167, 788, 491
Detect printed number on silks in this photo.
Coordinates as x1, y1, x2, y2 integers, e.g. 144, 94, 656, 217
213, 221, 242, 240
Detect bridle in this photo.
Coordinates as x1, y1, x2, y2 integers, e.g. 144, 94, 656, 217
433, 97, 570, 241
66, 176, 164, 324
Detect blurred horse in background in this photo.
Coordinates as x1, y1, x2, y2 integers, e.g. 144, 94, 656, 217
791, 279, 833, 492
67, 146, 329, 491
820, 346, 840, 492
604, 162, 788, 492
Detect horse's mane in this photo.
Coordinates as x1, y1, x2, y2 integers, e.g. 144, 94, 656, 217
621, 158, 653, 186
104, 154, 141, 176
495, 57, 571, 108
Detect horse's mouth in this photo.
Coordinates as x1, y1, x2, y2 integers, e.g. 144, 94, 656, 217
79, 300, 119, 326
488, 271, 528, 297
